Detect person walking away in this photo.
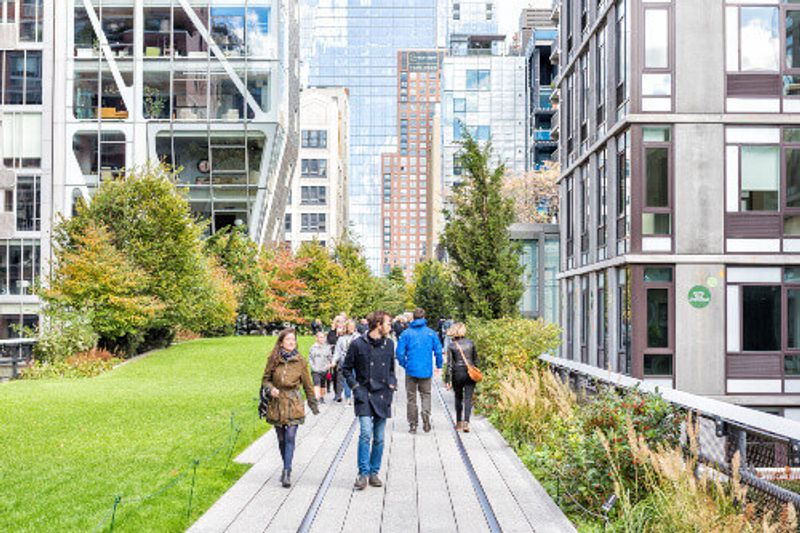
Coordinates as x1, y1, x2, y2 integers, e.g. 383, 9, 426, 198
342, 311, 397, 490
333, 319, 358, 403
395, 308, 443, 433
327, 317, 344, 393
391, 315, 407, 340
309, 331, 332, 403
261, 328, 319, 487
444, 323, 478, 432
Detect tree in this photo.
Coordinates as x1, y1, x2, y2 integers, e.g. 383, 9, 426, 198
56, 164, 237, 346
206, 226, 270, 322
295, 241, 350, 324
333, 235, 378, 318
260, 245, 308, 324
412, 259, 455, 326
503, 163, 560, 224
42, 222, 162, 346
443, 134, 524, 319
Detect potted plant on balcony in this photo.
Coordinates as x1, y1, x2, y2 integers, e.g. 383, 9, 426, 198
143, 86, 166, 119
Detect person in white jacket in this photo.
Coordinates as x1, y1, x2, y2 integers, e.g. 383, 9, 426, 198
333, 319, 358, 403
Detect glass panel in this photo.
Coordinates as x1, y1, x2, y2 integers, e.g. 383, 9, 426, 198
787, 10, 800, 70
19, 0, 42, 42
642, 213, 671, 235
647, 288, 669, 348
173, 68, 208, 120
644, 9, 668, 69
645, 147, 668, 207
143, 69, 171, 119
173, 6, 209, 58
211, 7, 246, 57
789, 289, 800, 349
742, 285, 781, 351
740, 7, 780, 72
784, 75, 800, 96
142, 8, 171, 56
785, 129, 800, 143
788, 149, 800, 208
741, 146, 779, 211
102, 7, 134, 57
786, 267, 800, 282
644, 354, 672, 376
15, 176, 39, 231
641, 74, 670, 96
785, 355, 800, 375
644, 267, 672, 283
785, 216, 800, 235
247, 66, 270, 114
246, 6, 271, 57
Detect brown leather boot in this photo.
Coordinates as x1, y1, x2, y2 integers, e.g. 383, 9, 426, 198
462, 423, 470, 433
455, 421, 463, 431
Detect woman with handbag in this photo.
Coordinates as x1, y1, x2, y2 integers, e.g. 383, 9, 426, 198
261, 328, 319, 488
444, 322, 481, 433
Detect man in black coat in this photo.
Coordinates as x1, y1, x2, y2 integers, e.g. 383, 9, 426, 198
342, 310, 397, 491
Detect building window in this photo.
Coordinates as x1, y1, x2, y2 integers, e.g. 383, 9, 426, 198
2, 112, 41, 169
0, 239, 40, 295
466, 70, 490, 91
579, 54, 588, 142
19, 0, 43, 42
743, 285, 781, 351
616, 131, 630, 253
301, 158, 327, 178
597, 271, 608, 370
615, 0, 629, 109
597, 147, 607, 251
284, 213, 291, 233
2, 50, 42, 105
566, 176, 574, 260
301, 130, 327, 148
597, 25, 606, 125
618, 266, 631, 375
566, 278, 574, 359
453, 2, 460, 20
641, 4, 672, 110
736, 7, 779, 72
454, 98, 466, 113
579, 165, 589, 256
580, 276, 589, 363
485, 3, 493, 21
301, 213, 326, 232
742, 146, 779, 211
453, 153, 463, 176
15, 175, 40, 232
300, 186, 327, 206
642, 127, 672, 237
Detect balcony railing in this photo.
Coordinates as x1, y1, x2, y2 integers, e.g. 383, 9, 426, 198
541, 355, 800, 516
534, 129, 553, 142
537, 88, 553, 110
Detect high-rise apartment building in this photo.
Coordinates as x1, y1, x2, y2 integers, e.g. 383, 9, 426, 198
556, 0, 800, 413
441, 45, 527, 194
444, 0, 498, 52
285, 87, 349, 250
381, 50, 444, 276
523, 15, 557, 169
0, 0, 47, 346
0, 1, 299, 345
300, 0, 439, 272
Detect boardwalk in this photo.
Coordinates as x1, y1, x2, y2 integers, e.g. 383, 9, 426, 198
190, 371, 575, 533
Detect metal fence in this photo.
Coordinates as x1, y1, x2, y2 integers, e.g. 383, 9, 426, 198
0, 338, 35, 379
540, 354, 800, 516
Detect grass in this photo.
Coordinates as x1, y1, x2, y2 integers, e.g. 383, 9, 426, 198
0, 335, 314, 532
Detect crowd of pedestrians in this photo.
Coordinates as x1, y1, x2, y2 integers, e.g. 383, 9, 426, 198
259, 307, 480, 491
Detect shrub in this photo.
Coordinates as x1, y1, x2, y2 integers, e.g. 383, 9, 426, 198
466, 317, 560, 409
33, 309, 98, 363
22, 348, 121, 379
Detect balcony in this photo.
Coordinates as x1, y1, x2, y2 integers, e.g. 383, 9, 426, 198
534, 129, 554, 142
536, 88, 554, 110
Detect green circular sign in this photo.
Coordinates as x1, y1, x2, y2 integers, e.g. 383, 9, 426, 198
688, 285, 711, 309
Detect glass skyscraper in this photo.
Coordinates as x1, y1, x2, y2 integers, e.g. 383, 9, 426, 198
299, 0, 438, 272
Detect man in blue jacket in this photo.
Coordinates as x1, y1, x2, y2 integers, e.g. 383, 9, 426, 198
396, 308, 443, 433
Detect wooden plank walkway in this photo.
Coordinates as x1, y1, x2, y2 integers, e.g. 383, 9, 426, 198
189, 370, 575, 533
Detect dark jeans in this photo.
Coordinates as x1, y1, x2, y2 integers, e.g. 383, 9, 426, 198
275, 425, 298, 470
405, 375, 432, 427
334, 364, 351, 400
453, 367, 475, 423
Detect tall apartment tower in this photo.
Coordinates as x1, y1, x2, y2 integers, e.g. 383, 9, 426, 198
556, 0, 800, 414
0, 0, 48, 343
285, 87, 349, 250
0, 1, 299, 346
381, 50, 444, 276
522, 13, 557, 169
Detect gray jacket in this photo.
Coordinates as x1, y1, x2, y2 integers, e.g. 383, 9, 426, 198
309, 343, 332, 373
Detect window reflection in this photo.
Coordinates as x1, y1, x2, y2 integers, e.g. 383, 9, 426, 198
740, 7, 779, 72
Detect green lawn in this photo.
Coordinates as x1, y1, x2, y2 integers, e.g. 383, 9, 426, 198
0, 335, 314, 532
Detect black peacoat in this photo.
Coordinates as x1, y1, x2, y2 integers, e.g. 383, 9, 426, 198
342, 333, 397, 419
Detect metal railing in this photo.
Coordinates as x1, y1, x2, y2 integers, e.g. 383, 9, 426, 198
540, 355, 800, 515
0, 338, 35, 379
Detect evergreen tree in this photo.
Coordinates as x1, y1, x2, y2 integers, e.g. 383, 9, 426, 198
443, 134, 523, 319
412, 259, 455, 326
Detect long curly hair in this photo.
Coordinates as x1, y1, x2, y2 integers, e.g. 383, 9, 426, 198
266, 328, 297, 374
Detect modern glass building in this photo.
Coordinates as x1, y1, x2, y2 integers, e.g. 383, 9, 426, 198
53, 0, 299, 246
299, 0, 439, 272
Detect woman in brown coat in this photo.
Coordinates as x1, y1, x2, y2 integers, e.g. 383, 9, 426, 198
262, 328, 319, 488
